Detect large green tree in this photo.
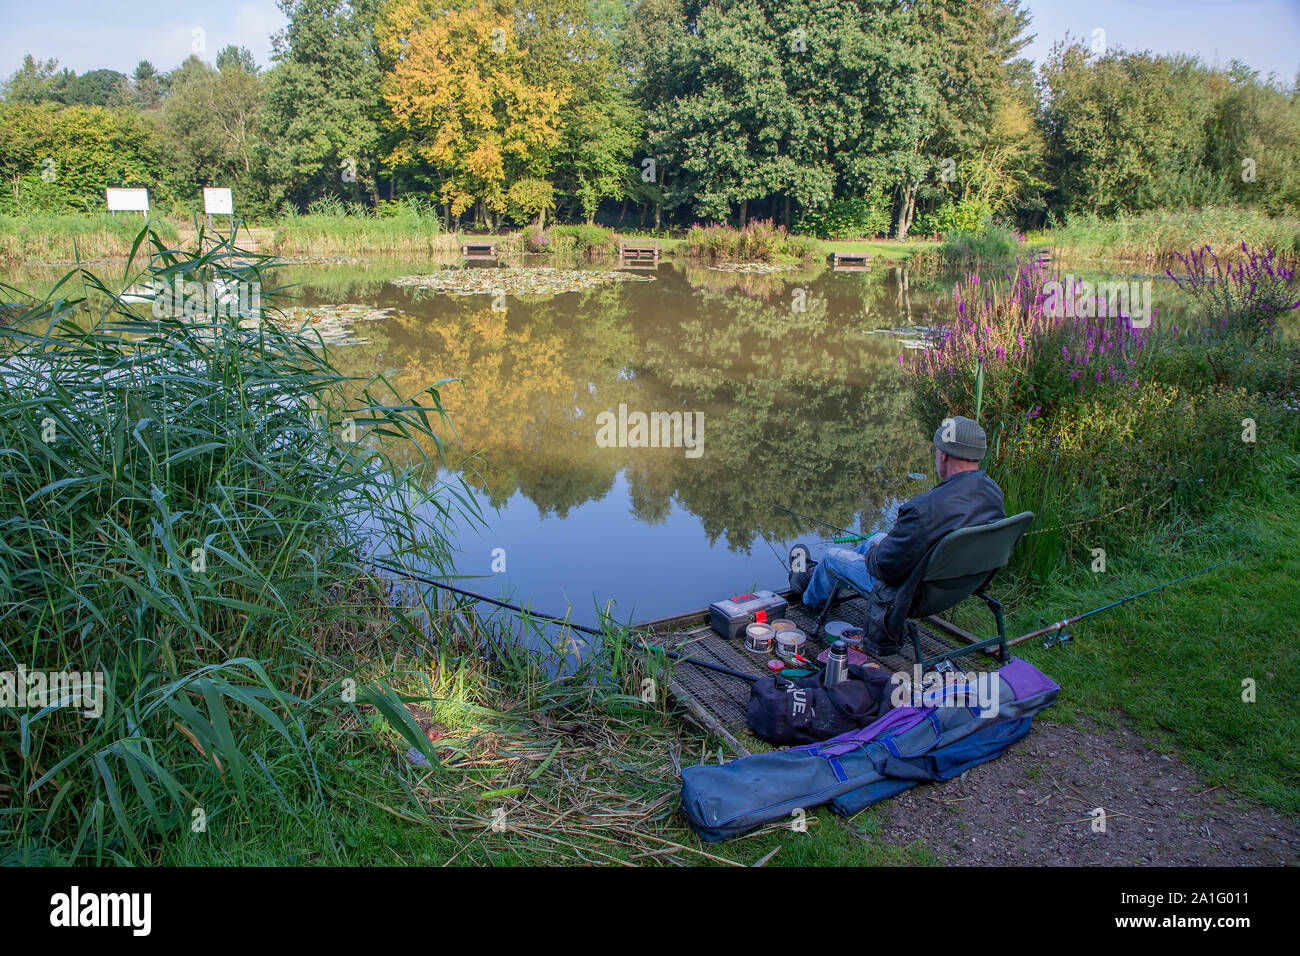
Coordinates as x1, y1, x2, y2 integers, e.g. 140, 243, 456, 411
639, 0, 931, 227
258, 0, 385, 210
513, 0, 642, 223
886, 0, 1033, 238
162, 54, 263, 207
0, 103, 167, 212
1040, 43, 1222, 216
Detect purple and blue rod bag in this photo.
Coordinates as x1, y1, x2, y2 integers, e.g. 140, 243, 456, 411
679, 657, 1060, 842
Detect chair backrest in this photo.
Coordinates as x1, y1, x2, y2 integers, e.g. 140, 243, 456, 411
909, 511, 1035, 619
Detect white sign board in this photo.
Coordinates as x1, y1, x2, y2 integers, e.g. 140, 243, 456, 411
105, 187, 149, 212
203, 187, 234, 215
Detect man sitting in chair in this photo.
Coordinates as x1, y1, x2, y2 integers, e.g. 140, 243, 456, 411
789, 415, 1005, 655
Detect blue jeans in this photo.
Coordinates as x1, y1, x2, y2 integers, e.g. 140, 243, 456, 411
802, 532, 888, 608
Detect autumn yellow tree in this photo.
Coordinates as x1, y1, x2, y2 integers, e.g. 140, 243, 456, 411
377, 0, 568, 229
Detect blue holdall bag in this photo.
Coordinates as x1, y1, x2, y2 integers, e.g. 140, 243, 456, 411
679, 657, 1060, 842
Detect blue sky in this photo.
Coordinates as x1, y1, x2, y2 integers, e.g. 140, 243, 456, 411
1, 0, 1297, 82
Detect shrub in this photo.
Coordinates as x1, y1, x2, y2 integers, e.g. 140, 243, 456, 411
550, 224, 617, 258
684, 219, 818, 262
795, 195, 891, 240
506, 178, 555, 227
927, 220, 1023, 266
1166, 242, 1300, 345
904, 261, 1154, 429
903, 242, 1299, 578
914, 197, 993, 238
988, 381, 1275, 575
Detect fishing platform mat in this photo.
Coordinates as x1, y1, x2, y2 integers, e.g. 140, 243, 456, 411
653, 594, 997, 757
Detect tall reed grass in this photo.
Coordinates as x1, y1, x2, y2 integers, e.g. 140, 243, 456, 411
0, 213, 180, 267
0, 226, 476, 862
684, 219, 820, 262
270, 196, 456, 257
1040, 206, 1300, 264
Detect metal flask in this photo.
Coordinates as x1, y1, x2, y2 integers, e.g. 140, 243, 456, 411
823, 640, 849, 687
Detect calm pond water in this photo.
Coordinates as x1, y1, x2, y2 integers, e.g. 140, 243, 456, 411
3, 253, 1188, 630
266, 255, 1187, 629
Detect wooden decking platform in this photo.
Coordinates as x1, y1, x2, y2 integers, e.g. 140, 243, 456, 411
831, 251, 872, 272
619, 241, 660, 269
642, 591, 998, 756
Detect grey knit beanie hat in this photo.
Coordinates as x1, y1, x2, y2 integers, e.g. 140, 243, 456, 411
933, 416, 987, 461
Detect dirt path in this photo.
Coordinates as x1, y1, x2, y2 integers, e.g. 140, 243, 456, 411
876, 715, 1300, 865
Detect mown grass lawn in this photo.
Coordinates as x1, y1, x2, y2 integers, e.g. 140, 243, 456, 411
816, 238, 931, 261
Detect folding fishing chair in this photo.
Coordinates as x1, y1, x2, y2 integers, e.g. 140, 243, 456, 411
812, 511, 1034, 669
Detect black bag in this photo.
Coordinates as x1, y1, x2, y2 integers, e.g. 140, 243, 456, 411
746, 665, 893, 746
863, 582, 902, 652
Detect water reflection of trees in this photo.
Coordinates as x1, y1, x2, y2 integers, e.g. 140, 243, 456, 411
626, 280, 928, 549
327, 268, 931, 543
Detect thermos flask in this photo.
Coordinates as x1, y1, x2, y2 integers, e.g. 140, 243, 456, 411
823, 640, 849, 687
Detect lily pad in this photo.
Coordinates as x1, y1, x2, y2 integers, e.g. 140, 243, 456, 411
251, 302, 399, 346
389, 267, 654, 298
705, 263, 797, 274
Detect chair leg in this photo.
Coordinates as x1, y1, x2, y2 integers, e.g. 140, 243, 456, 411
982, 593, 1007, 660
812, 583, 839, 640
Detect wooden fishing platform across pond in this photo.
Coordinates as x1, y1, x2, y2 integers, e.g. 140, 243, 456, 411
640, 590, 998, 757
462, 240, 498, 260
619, 241, 660, 269
830, 251, 872, 272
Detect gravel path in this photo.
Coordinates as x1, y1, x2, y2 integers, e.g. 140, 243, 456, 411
875, 715, 1300, 865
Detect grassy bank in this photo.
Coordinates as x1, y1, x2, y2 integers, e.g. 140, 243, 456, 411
909, 243, 1300, 813
148, 593, 936, 867
6, 205, 1300, 270
816, 238, 923, 262
266, 198, 459, 257
1034, 206, 1300, 265
0, 209, 931, 267
0, 212, 179, 266
1000, 457, 1300, 813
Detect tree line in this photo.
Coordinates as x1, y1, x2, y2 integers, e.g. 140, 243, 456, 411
2, 0, 1297, 237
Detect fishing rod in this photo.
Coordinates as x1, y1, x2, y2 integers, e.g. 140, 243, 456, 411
777, 505, 1296, 654
1007, 537, 1296, 649
772, 503, 862, 541
370, 557, 758, 684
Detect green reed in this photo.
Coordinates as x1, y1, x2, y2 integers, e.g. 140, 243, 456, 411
0, 224, 476, 862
